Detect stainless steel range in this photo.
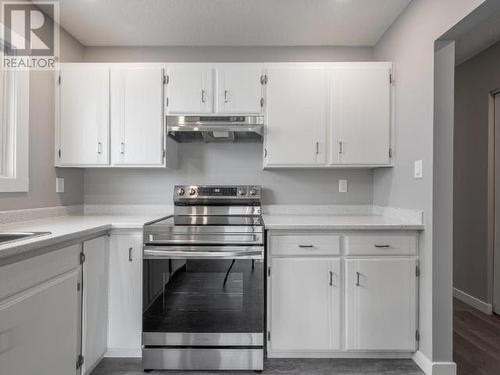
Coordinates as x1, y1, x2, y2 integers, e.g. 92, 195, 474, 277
142, 185, 264, 371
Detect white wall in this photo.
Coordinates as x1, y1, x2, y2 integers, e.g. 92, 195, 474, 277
0, 28, 85, 210
372, 0, 486, 366
82, 46, 375, 206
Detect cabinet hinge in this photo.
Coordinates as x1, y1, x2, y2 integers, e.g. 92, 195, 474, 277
389, 147, 393, 158
163, 149, 166, 158
166, 97, 169, 107
264, 148, 268, 158
77, 282, 81, 292
260, 97, 264, 108
76, 354, 84, 369
389, 73, 394, 84
415, 330, 420, 342
163, 74, 169, 85
58, 149, 61, 158
267, 266, 271, 276
260, 74, 268, 85
416, 265, 420, 277
267, 331, 271, 341
58, 75, 61, 85
80, 252, 86, 264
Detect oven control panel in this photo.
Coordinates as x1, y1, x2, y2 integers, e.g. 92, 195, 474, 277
174, 185, 261, 201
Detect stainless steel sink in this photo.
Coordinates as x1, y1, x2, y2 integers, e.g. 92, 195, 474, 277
0, 231, 51, 245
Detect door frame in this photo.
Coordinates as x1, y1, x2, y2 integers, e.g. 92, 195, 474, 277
490, 90, 500, 314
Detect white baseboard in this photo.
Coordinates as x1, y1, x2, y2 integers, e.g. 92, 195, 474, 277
453, 287, 492, 315
104, 348, 142, 358
413, 351, 456, 375
268, 351, 413, 359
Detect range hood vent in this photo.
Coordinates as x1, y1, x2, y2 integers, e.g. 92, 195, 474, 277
167, 115, 264, 143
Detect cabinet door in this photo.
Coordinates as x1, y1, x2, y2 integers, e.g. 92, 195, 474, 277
329, 65, 391, 165
216, 64, 263, 114
0, 270, 80, 375
58, 65, 110, 166
345, 257, 417, 351
269, 257, 340, 352
111, 67, 165, 166
82, 236, 109, 374
264, 65, 327, 167
166, 65, 213, 114
107, 233, 142, 354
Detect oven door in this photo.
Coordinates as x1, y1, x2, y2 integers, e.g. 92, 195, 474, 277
142, 245, 264, 347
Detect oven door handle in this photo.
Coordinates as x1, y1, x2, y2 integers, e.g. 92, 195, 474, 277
143, 246, 264, 260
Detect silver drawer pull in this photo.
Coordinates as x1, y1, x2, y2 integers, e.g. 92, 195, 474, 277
128, 247, 133, 262
356, 271, 361, 287
329, 271, 334, 286
298, 244, 314, 248
374, 244, 391, 248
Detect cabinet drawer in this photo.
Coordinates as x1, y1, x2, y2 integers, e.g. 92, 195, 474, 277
270, 234, 340, 256
345, 232, 417, 256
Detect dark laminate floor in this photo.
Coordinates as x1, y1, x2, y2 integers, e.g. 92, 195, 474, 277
454, 298, 500, 375
91, 358, 424, 375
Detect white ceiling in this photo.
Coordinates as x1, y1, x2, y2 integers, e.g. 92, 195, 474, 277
58, 0, 412, 47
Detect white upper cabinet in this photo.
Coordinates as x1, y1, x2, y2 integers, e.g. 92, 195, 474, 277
111, 66, 165, 166
215, 64, 263, 114
58, 65, 110, 166
263, 65, 327, 167
166, 64, 214, 114
329, 63, 392, 166
344, 257, 417, 351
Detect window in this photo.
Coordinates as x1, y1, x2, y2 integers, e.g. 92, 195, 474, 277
0, 46, 29, 192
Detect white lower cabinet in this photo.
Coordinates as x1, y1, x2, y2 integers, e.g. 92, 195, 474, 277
0, 245, 81, 375
269, 257, 341, 352
82, 236, 109, 374
107, 232, 143, 356
344, 257, 417, 351
267, 231, 419, 357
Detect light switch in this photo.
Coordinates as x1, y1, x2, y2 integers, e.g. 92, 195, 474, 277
56, 178, 64, 193
339, 179, 348, 193
414, 160, 423, 179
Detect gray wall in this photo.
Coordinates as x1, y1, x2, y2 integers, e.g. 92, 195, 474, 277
453, 39, 500, 303
83, 46, 375, 206
373, 0, 486, 363
0, 28, 85, 210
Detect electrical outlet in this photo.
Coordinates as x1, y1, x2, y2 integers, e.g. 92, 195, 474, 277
56, 178, 64, 193
414, 160, 423, 179
339, 179, 348, 193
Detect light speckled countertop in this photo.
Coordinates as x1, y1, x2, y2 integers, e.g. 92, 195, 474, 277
262, 214, 424, 231
0, 208, 423, 265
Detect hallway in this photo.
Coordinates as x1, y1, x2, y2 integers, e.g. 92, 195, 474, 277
454, 299, 500, 374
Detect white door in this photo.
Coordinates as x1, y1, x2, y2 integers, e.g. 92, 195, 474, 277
345, 257, 417, 351
166, 65, 213, 114
107, 233, 143, 354
111, 67, 165, 166
216, 64, 263, 114
264, 65, 327, 166
58, 65, 110, 166
329, 64, 391, 165
82, 236, 109, 374
269, 257, 340, 352
0, 270, 80, 375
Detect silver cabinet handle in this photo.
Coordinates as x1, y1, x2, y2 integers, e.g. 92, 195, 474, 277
224, 90, 229, 103
339, 141, 343, 154
374, 244, 390, 248
201, 90, 206, 103
355, 271, 361, 286
329, 271, 334, 286
315, 141, 319, 155
128, 247, 133, 262
97, 142, 102, 154
298, 244, 314, 248
120, 142, 125, 154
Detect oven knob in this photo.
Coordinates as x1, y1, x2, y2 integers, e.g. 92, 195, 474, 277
238, 188, 247, 196
249, 188, 258, 196
189, 188, 197, 196
177, 187, 185, 196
